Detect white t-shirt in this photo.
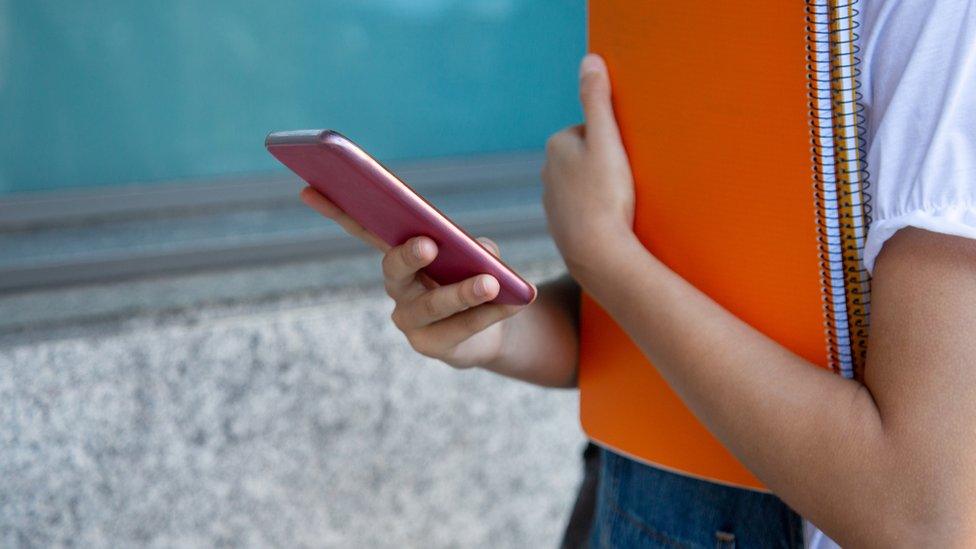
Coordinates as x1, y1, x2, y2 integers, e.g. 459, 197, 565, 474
861, 0, 976, 273
807, 1, 975, 546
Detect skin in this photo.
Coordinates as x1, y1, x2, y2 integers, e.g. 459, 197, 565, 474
299, 189, 581, 388
303, 53, 976, 546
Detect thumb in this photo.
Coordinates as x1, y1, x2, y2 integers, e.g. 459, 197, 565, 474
477, 237, 501, 258
578, 53, 621, 150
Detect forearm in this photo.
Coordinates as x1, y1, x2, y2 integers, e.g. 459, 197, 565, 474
540, 46, 976, 545
482, 273, 580, 388
572, 235, 899, 545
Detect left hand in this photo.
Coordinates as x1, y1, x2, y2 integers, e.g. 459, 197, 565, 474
541, 53, 636, 277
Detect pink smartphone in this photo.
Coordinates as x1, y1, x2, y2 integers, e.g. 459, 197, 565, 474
266, 129, 537, 305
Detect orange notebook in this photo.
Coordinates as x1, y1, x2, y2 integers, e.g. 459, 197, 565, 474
579, 0, 871, 490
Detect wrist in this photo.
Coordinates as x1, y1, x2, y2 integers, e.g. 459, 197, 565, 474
480, 310, 520, 372
563, 224, 644, 291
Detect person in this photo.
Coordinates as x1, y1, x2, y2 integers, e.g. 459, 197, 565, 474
301, 1, 975, 545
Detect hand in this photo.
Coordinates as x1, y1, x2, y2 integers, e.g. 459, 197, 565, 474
300, 187, 528, 369
541, 53, 637, 278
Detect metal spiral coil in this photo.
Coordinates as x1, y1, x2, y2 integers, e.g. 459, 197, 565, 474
805, 0, 872, 378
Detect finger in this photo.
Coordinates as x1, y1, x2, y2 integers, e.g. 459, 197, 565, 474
300, 186, 389, 251
546, 126, 584, 152
415, 302, 523, 354
300, 186, 342, 218
476, 236, 501, 258
382, 236, 437, 299
398, 274, 499, 329
416, 271, 439, 291
578, 53, 621, 149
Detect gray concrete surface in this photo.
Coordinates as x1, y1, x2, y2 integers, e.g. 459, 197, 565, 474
0, 235, 587, 548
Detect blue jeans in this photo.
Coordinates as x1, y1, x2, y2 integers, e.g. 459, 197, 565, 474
588, 448, 804, 548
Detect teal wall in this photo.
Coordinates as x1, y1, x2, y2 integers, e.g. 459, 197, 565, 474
0, 1, 584, 195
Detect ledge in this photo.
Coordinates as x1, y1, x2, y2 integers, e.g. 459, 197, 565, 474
0, 152, 546, 293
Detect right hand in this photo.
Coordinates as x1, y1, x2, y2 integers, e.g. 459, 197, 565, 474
300, 186, 532, 369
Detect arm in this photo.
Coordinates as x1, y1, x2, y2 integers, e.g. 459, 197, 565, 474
544, 55, 976, 546
300, 187, 581, 389
581, 227, 976, 546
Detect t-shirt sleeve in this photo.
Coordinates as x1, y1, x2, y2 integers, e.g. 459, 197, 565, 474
861, 0, 976, 274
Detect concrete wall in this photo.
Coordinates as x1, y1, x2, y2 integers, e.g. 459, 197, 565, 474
0, 236, 586, 547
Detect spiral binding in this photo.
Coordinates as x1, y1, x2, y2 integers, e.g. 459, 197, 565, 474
805, 0, 872, 379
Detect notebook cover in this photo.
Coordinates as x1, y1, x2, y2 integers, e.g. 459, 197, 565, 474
579, 1, 830, 490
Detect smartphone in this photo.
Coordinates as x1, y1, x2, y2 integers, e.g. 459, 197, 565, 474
265, 129, 537, 305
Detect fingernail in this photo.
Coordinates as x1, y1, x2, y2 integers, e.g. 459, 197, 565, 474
412, 238, 426, 259
579, 53, 603, 80
474, 276, 497, 298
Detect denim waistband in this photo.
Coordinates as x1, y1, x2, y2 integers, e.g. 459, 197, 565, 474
588, 447, 804, 548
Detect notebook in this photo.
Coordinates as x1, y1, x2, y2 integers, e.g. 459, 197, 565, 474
579, 0, 871, 490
